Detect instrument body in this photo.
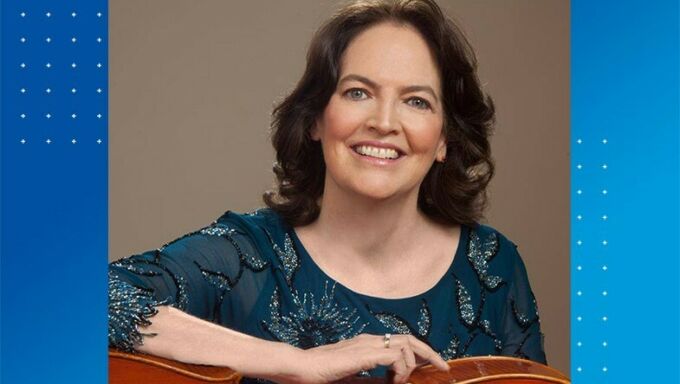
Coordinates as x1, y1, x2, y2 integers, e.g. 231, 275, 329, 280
109, 349, 570, 384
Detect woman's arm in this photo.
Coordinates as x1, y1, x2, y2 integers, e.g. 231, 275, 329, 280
108, 221, 304, 382
135, 306, 448, 384
108, 221, 267, 351
499, 245, 547, 364
135, 305, 303, 383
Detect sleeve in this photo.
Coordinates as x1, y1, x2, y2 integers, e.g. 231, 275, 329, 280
499, 245, 547, 364
108, 221, 269, 352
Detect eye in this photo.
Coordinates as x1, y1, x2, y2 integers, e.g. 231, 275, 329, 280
343, 88, 368, 100
406, 97, 432, 110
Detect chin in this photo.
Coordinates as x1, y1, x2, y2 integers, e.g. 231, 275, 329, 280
348, 182, 404, 202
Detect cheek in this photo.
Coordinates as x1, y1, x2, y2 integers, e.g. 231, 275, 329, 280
319, 96, 364, 142
405, 117, 445, 154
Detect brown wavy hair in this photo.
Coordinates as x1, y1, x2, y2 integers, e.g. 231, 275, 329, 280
263, 0, 495, 227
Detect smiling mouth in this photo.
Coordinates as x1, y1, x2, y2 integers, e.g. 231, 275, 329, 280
351, 145, 403, 160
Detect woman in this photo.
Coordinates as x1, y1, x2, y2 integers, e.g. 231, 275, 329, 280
109, 0, 546, 383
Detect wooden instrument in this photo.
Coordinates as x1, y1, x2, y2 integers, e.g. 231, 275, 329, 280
109, 349, 570, 383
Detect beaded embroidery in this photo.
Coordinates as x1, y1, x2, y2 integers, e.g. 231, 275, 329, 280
439, 334, 461, 360
194, 223, 270, 305
262, 282, 367, 349
450, 228, 508, 356
201, 223, 269, 271
453, 277, 502, 353
108, 271, 168, 351
194, 261, 234, 302
417, 299, 432, 338
372, 311, 413, 335
368, 299, 432, 340
455, 278, 476, 327
245, 207, 267, 216
511, 296, 539, 330
110, 260, 162, 277
265, 229, 299, 286
509, 292, 541, 358
480, 319, 502, 353
111, 250, 190, 310
200, 224, 236, 237
466, 231, 503, 290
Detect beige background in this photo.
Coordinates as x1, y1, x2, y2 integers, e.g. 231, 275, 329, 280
110, 0, 570, 374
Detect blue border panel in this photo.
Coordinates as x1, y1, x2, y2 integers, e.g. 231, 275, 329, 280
572, 0, 679, 382
1, 1, 108, 383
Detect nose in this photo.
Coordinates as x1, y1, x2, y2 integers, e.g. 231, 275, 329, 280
367, 99, 399, 135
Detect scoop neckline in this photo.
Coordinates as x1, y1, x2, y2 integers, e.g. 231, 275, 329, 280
288, 224, 469, 302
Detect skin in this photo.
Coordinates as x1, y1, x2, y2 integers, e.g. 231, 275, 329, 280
312, 22, 447, 203
136, 22, 455, 384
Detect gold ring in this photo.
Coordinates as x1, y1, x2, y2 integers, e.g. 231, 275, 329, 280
384, 333, 391, 349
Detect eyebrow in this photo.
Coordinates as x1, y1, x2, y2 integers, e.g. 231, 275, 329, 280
338, 74, 440, 103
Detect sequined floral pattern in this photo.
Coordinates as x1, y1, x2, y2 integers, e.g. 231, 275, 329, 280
111, 250, 190, 310
372, 311, 413, 335
263, 282, 367, 349
447, 229, 507, 356
467, 231, 503, 290
452, 276, 503, 353
508, 291, 542, 358
368, 299, 432, 340
196, 223, 269, 299
200, 223, 236, 237
108, 271, 167, 351
512, 295, 539, 330
455, 279, 476, 327
417, 300, 432, 338
439, 334, 461, 360
265, 230, 299, 287
194, 261, 233, 304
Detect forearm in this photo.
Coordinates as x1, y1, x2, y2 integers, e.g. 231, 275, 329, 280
135, 305, 302, 382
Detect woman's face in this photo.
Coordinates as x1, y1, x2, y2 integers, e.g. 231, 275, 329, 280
313, 22, 446, 202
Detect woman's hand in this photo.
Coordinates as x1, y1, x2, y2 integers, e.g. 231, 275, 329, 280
286, 333, 450, 384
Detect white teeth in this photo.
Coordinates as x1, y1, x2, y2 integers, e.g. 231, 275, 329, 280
355, 145, 399, 159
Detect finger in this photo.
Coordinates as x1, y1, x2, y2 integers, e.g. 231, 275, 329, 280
389, 349, 409, 384
372, 348, 407, 377
381, 346, 415, 384
395, 336, 450, 371
399, 346, 417, 384
401, 345, 416, 370
409, 336, 449, 371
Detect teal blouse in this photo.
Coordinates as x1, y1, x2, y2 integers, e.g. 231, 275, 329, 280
109, 208, 546, 380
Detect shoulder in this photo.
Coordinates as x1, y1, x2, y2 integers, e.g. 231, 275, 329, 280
465, 223, 525, 284
211, 208, 290, 254
467, 222, 520, 256
219, 207, 285, 229
216, 208, 287, 238
145, 208, 282, 261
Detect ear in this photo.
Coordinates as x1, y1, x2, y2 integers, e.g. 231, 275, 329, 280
435, 132, 447, 162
